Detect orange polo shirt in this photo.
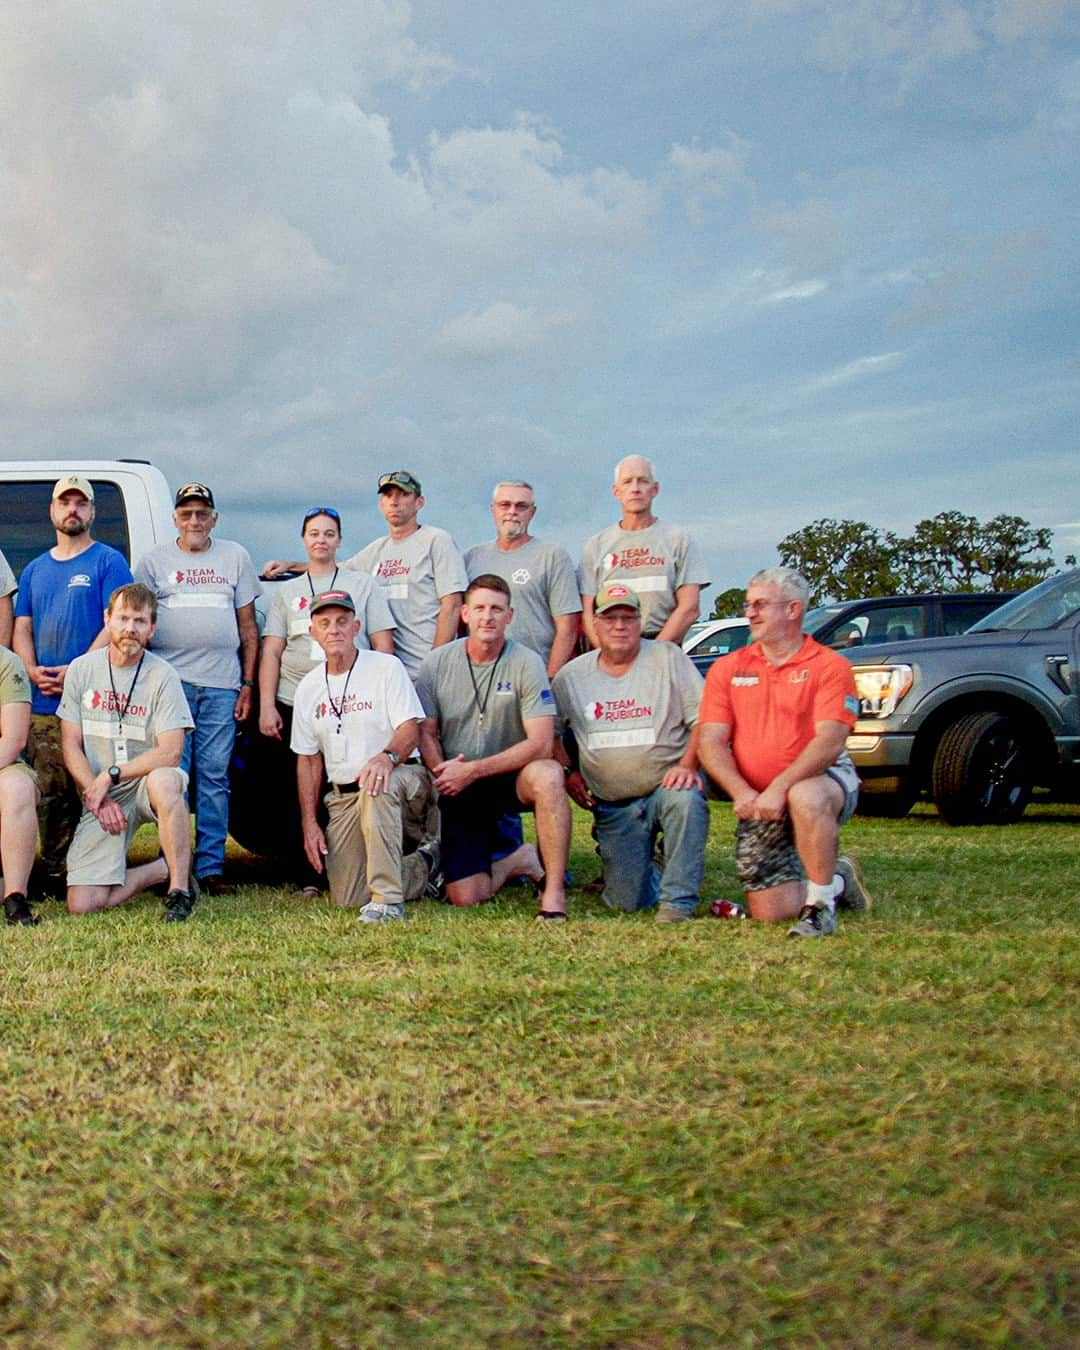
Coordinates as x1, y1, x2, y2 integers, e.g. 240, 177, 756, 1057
700, 635, 858, 792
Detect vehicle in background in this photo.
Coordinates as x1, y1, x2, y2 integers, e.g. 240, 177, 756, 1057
0, 459, 287, 857
684, 591, 1014, 677
843, 569, 1080, 824
0, 459, 173, 577
682, 616, 750, 671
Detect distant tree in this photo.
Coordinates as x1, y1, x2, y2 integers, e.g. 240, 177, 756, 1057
777, 512, 1058, 604
777, 519, 900, 605
710, 586, 745, 619
900, 512, 1055, 591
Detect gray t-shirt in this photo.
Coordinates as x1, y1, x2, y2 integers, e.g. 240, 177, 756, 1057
347, 525, 467, 679
0, 548, 15, 600
264, 568, 396, 706
463, 537, 581, 667
415, 638, 555, 762
135, 538, 261, 690
579, 520, 710, 636
552, 640, 703, 801
58, 647, 194, 777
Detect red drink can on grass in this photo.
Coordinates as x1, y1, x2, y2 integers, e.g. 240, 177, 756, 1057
708, 898, 748, 920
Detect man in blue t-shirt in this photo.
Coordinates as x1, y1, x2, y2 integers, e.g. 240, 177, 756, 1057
13, 475, 133, 890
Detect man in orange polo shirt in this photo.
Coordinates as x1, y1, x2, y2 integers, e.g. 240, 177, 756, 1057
698, 567, 872, 937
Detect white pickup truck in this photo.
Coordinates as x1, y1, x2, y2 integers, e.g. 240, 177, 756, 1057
0, 458, 282, 856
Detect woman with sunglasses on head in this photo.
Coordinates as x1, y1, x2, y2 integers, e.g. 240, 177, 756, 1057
259, 507, 396, 895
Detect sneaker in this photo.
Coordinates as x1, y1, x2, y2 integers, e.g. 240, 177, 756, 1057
4, 892, 40, 927
788, 903, 837, 938
416, 843, 445, 900
835, 854, 873, 911
163, 889, 197, 922
163, 875, 199, 923
654, 904, 694, 923
708, 898, 748, 920
197, 874, 236, 897
358, 901, 406, 923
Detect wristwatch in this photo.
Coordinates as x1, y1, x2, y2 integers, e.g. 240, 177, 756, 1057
383, 750, 400, 767
108, 765, 122, 785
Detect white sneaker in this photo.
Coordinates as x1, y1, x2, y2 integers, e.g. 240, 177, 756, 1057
788, 903, 837, 938
358, 901, 406, 923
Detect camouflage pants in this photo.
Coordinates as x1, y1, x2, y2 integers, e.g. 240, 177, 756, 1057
25, 714, 81, 877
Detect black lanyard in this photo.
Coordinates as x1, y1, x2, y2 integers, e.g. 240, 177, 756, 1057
107, 652, 145, 736
309, 567, 339, 598
324, 652, 358, 735
466, 646, 505, 729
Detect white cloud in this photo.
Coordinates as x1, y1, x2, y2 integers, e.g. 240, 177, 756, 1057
762, 279, 828, 304
804, 351, 905, 391
431, 302, 579, 359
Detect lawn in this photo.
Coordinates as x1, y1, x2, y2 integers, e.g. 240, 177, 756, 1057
2, 802, 1077, 1347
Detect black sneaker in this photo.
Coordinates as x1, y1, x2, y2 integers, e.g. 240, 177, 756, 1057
196, 874, 236, 897
4, 892, 40, 927
163, 878, 199, 923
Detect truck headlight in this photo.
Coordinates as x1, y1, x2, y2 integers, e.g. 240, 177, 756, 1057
852, 664, 913, 718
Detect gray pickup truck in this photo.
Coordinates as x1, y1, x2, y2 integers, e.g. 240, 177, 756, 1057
842, 569, 1080, 824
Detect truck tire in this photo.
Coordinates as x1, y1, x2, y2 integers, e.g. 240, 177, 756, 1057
930, 711, 1033, 826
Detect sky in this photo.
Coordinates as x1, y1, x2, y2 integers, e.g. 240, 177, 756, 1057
2, 0, 1078, 598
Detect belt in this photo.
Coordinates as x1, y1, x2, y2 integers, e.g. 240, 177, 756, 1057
328, 781, 360, 796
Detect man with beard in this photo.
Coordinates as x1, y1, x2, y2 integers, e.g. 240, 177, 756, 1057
59, 582, 196, 919
464, 481, 581, 678
13, 476, 133, 893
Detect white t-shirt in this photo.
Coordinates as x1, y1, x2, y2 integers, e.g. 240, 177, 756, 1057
291, 650, 423, 784
264, 568, 395, 705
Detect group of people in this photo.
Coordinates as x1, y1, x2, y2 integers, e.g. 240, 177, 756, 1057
0, 458, 872, 937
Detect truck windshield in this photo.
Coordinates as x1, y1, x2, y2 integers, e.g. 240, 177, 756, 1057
967, 570, 1080, 633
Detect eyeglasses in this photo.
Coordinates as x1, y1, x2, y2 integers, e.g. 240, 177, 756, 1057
303, 507, 341, 525
493, 499, 535, 511
743, 599, 786, 613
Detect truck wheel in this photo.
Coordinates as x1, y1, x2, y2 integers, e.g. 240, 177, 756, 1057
930, 711, 1032, 826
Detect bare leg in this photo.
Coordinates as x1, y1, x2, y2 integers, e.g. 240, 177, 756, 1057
446, 845, 543, 907
788, 777, 844, 885
516, 760, 570, 915
147, 768, 192, 892
0, 771, 39, 898
68, 857, 169, 914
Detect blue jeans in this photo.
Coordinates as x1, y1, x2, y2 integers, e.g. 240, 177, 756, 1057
181, 682, 238, 880
594, 784, 707, 918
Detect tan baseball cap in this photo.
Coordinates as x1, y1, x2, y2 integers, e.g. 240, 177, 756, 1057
594, 583, 641, 615
52, 474, 94, 502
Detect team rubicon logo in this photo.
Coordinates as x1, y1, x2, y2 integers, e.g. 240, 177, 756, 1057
175, 571, 185, 583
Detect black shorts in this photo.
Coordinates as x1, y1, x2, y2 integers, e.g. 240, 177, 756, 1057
439, 773, 528, 884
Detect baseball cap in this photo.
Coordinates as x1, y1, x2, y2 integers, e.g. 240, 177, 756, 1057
174, 482, 215, 509
309, 590, 356, 616
52, 475, 94, 503
594, 583, 641, 615
377, 470, 422, 496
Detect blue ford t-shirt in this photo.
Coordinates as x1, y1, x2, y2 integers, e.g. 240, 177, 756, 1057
14, 542, 134, 714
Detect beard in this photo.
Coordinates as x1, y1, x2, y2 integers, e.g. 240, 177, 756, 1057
57, 519, 90, 536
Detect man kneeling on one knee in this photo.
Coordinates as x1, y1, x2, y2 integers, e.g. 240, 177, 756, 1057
416, 574, 570, 919
290, 591, 439, 923
697, 567, 872, 938
59, 583, 197, 920
553, 583, 708, 923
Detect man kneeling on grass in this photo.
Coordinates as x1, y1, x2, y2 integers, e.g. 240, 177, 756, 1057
59, 583, 197, 920
697, 567, 872, 938
291, 591, 440, 923
416, 573, 570, 920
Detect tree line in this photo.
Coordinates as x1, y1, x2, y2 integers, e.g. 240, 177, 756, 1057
712, 512, 1073, 616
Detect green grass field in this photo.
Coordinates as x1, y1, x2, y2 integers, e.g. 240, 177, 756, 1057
2, 803, 1078, 1347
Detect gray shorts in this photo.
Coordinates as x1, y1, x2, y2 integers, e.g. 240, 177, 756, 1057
734, 760, 859, 893
66, 769, 188, 887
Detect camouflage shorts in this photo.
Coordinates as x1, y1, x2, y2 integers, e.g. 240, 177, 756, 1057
734, 762, 860, 892
734, 818, 804, 892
